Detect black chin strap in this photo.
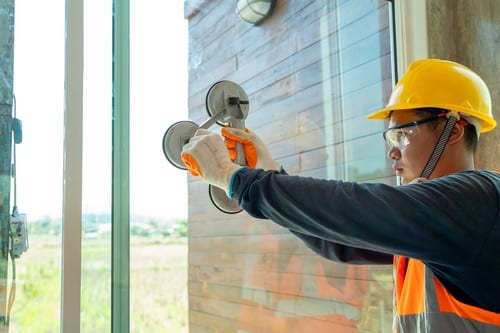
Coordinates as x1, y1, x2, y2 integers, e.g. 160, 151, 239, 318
420, 116, 458, 179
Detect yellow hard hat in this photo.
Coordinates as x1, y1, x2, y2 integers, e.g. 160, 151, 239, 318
367, 58, 496, 133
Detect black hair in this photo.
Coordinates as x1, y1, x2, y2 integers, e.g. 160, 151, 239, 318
415, 108, 478, 152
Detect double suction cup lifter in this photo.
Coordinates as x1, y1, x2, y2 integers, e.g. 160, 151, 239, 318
162, 81, 249, 214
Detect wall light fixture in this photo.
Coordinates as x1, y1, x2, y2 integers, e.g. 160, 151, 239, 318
236, 0, 276, 25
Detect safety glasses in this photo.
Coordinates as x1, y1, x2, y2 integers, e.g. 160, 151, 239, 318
383, 114, 445, 149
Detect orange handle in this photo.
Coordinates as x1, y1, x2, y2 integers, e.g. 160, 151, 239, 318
221, 127, 257, 168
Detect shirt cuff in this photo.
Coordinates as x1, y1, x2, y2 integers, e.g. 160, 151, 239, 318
228, 165, 287, 199
228, 166, 247, 199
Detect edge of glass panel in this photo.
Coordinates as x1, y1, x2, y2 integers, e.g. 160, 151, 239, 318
111, 0, 130, 332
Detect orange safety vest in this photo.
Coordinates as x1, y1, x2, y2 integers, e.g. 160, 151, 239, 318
394, 256, 500, 332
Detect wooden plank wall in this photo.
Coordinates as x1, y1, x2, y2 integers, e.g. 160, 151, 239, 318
426, 0, 500, 171
184, 1, 394, 332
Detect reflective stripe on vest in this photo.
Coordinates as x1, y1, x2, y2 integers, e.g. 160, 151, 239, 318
394, 256, 500, 332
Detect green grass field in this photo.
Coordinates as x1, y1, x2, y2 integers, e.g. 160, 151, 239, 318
8, 234, 188, 333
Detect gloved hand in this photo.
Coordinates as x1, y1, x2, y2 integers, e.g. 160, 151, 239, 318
221, 127, 281, 171
181, 129, 241, 195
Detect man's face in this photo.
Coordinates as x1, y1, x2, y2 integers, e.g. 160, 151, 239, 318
385, 110, 442, 185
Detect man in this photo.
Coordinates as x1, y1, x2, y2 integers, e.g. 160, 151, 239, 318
181, 59, 500, 331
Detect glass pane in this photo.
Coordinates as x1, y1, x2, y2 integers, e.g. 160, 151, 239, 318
184, 1, 395, 332
129, 1, 188, 332
81, 0, 112, 331
10, 0, 65, 331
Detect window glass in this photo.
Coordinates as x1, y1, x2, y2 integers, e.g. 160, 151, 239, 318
11, 0, 65, 331
9, 1, 394, 332
11, 0, 189, 331
184, 1, 395, 332
129, 1, 188, 332
308, 1, 393, 182
81, 0, 112, 331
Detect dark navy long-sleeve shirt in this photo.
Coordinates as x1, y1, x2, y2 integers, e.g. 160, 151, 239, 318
230, 168, 500, 313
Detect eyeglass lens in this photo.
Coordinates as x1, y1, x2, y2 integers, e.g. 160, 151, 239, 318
382, 114, 444, 149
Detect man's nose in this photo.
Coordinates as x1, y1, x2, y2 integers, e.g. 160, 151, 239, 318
387, 146, 401, 160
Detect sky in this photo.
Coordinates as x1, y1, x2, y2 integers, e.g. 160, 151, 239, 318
12, 0, 188, 222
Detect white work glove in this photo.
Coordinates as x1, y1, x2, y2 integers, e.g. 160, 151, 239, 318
181, 129, 241, 195
221, 127, 281, 171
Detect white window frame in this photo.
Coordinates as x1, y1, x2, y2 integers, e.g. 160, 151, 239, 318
392, 0, 429, 76
61, 1, 130, 332
61, 0, 83, 331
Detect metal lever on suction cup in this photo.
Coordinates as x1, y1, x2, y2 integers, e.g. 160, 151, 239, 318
205, 81, 250, 214
225, 97, 248, 166
162, 80, 250, 214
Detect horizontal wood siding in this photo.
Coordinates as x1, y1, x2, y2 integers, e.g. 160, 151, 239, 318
185, 1, 395, 331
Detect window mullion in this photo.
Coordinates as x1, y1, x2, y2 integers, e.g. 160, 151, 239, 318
61, 0, 84, 331
111, 0, 130, 332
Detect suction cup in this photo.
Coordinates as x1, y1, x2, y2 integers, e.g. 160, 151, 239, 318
162, 80, 249, 214
206, 80, 249, 127
209, 185, 243, 214
162, 120, 199, 169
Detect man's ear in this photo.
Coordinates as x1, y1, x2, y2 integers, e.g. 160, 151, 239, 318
447, 122, 465, 145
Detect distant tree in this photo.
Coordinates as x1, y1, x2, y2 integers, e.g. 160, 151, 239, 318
173, 219, 188, 238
